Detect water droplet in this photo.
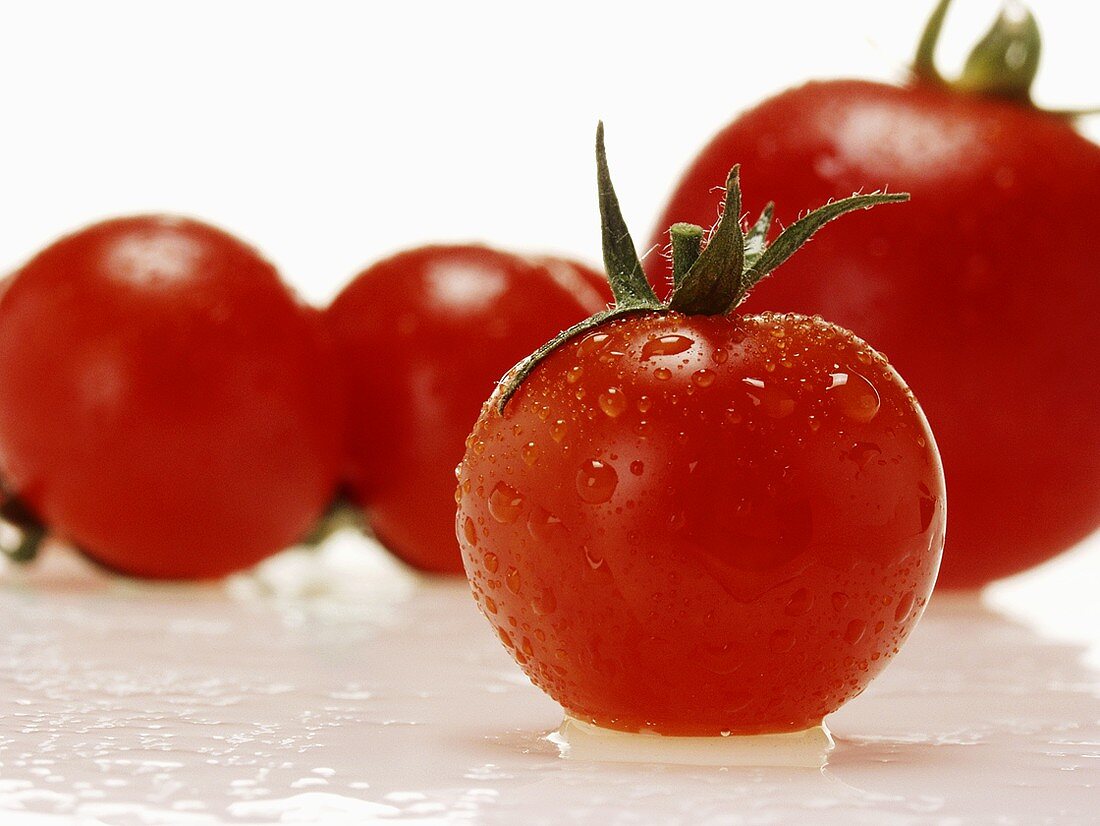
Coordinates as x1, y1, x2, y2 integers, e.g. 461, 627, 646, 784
462, 516, 478, 547
743, 377, 795, 418
566, 365, 583, 384
848, 441, 882, 470
584, 546, 605, 570
844, 619, 867, 645
832, 592, 849, 611
827, 372, 881, 423
894, 591, 916, 624
483, 552, 499, 573
654, 367, 672, 381
505, 567, 522, 594
784, 587, 814, 617
769, 629, 796, 653
550, 419, 567, 442
454, 484, 463, 504
497, 627, 514, 647
527, 506, 566, 542
642, 334, 694, 359
484, 596, 498, 614
691, 369, 716, 388
576, 331, 611, 358
532, 587, 557, 615
598, 388, 627, 418
636, 395, 652, 413
576, 459, 618, 504
725, 408, 743, 425
629, 460, 644, 476
488, 482, 524, 524
712, 348, 729, 365
522, 442, 539, 466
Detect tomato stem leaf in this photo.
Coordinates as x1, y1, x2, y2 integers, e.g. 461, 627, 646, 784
596, 123, 660, 309
743, 202, 775, 272
669, 166, 745, 315
741, 191, 910, 298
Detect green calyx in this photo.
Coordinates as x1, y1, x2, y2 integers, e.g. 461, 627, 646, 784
495, 124, 907, 411
914, 0, 1041, 105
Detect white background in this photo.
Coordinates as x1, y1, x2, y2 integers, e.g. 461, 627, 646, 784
0, 0, 1097, 627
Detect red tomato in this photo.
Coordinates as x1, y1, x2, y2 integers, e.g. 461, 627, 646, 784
648, 18, 1100, 587
0, 216, 344, 579
325, 245, 609, 574
456, 126, 943, 735
458, 313, 944, 735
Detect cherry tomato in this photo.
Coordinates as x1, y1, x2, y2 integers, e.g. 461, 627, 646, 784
648, 6, 1100, 587
0, 216, 344, 579
456, 127, 944, 735
325, 245, 609, 574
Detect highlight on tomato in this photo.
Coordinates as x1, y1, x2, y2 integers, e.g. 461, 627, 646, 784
648, 0, 1100, 587
0, 216, 345, 579
325, 245, 610, 575
456, 125, 945, 736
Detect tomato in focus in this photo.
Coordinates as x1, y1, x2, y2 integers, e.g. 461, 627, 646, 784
458, 312, 944, 734
0, 216, 344, 579
648, 14, 1100, 587
325, 245, 609, 574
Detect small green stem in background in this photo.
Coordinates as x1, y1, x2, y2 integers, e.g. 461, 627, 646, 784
0, 493, 47, 564
913, 0, 953, 84
300, 495, 366, 548
669, 223, 703, 288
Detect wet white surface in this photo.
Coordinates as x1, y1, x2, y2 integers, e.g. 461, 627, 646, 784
0, 535, 1097, 825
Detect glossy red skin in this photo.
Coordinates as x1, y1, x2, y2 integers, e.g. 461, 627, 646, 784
649, 80, 1100, 588
326, 245, 610, 574
0, 216, 344, 579
457, 312, 944, 735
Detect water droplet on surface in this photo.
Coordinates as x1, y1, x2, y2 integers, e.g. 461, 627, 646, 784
527, 506, 566, 542
532, 587, 557, 615
576, 331, 611, 358
712, 348, 729, 365
636, 395, 653, 413
895, 591, 916, 624
598, 388, 627, 418
847, 441, 882, 470
483, 552, 499, 573
743, 378, 795, 418
488, 482, 524, 524
484, 597, 498, 614
832, 592, 849, 611
785, 588, 814, 617
566, 366, 584, 385
844, 619, 867, 645
522, 442, 539, 466
629, 460, 644, 476
692, 369, 716, 388
654, 367, 672, 381
827, 372, 881, 423
769, 629, 796, 653
505, 567, 522, 595
462, 517, 478, 547
584, 546, 605, 570
550, 420, 568, 442
576, 459, 618, 504
642, 334, 694, 359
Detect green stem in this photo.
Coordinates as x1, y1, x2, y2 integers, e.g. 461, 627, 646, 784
669, 223, 703, 288
913, 0, 953, 84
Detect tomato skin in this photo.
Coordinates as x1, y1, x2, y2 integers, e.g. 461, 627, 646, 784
649, 80, 1100, 587
325, 245, 609, 574
0, 216, 344, 579
457, 311, 944, 735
